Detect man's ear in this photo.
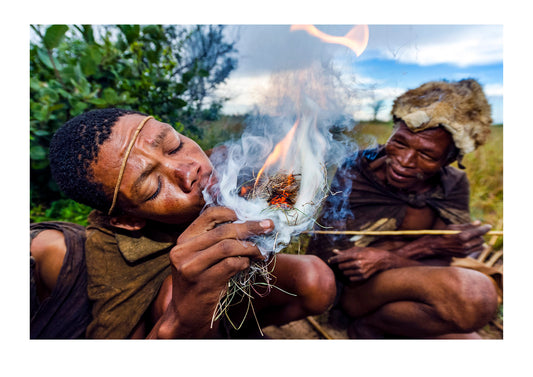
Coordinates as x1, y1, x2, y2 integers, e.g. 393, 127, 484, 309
109, 214, 147, 231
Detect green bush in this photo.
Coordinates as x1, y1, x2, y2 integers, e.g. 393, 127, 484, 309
30, 24, 238, 222
30, 199, 93, 226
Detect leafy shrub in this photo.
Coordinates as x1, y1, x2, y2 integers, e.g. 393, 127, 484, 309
30, 24, 238, 221
30, 199, 93, 226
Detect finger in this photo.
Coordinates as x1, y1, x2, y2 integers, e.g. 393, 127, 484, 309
179, 254, 253, 291
328, 253, 355, 264
448, 221, 489, 232
338, 260, 360, 271
463, 238, 486, 252
349, 275, 366, 282
447, 222, 476, 231
203, 255, 252, 283
467, 244, 485, 254
328, 249, 347, 264
178, 213, 274, 250
183, 218, 274, 252
174, 239, 263, 278
179, 206, 238, 241
203, 240, 266, 282
459, 224, 492, 241
341, 268, 362, 277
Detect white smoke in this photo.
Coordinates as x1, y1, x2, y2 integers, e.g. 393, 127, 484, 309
203, 64, 356, 256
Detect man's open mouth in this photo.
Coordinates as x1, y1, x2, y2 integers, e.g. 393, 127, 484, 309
388, 164, 416, 182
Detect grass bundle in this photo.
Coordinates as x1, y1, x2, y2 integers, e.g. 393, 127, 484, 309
211, 255, 297, 335
211, 171, 302, 334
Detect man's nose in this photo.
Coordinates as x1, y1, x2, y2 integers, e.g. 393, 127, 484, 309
398, 149, 416, 167
166, 159, 200, 192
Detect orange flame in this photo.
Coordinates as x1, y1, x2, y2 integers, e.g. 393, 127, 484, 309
290, 24, 369, 57
269, 174, 297, 208
269, 190, 293, 208
255, 118, 299, 185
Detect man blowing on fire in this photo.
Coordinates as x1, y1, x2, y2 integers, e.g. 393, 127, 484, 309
40, 108, 336, 338
309, 79, 500, 339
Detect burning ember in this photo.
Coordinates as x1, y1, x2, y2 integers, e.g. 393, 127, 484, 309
239, 172, 301, 209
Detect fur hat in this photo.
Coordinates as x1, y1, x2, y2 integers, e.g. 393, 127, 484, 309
391, 79, 492, 156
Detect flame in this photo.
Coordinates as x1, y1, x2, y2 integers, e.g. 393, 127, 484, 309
254, 24, 369, 186
255, 118, 300, 185
290, 24, 369, 57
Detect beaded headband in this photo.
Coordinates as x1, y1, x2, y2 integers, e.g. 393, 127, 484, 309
108, 115, 154, 215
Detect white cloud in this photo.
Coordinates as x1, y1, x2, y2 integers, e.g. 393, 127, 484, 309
216, 73, 273, 114
346, 85, 406, 121
219, 25, 503, 117
368, 25, 503, 67
484, 83, 504, 97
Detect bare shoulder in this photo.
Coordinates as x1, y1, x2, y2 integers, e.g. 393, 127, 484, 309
31, 229, 67, 295
31, 229, 67, 262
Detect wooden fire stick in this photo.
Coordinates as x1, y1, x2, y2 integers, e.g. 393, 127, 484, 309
306, 230, 503, 236
306, 316, 334, 340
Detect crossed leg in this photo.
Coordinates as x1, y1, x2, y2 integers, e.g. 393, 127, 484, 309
339, 266, 498, 339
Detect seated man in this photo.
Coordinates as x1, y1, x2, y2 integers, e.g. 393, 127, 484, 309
47, 108, 336, 339
308, 79, 499, 339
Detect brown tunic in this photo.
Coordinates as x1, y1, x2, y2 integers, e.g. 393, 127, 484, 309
84, 211, 183, 339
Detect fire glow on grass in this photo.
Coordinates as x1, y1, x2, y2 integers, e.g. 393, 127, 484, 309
241, 172, 300, 209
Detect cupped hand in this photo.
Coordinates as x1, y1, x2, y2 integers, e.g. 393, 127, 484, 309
164, 206, 274, 337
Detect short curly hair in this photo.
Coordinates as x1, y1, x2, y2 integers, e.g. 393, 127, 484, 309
49, 108, 146, 213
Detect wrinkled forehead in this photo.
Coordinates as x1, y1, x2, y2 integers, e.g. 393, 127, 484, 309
392, 120, 453, 145
90, 114, 153, 189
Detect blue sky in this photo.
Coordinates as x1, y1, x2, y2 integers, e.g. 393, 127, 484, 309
217, 24, 503, 124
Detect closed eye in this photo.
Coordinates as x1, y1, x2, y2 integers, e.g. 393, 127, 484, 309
168, 140, 183, 155
420, 153, 437, 161
392, 139, 407, 148
419, 150, 438, 162
146, 177, 162, 202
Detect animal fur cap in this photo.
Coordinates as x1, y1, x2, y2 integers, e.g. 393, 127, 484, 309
391, 79, 492, 156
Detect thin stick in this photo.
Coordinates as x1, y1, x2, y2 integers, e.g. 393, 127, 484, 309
306, 230, 503, 236
306, 316, 334, 340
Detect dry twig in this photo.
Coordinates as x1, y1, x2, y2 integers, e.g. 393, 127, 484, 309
306, 316, 334, 340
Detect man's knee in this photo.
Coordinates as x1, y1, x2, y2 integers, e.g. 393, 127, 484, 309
438, 267, 499, 332
292, 255, 337, 315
